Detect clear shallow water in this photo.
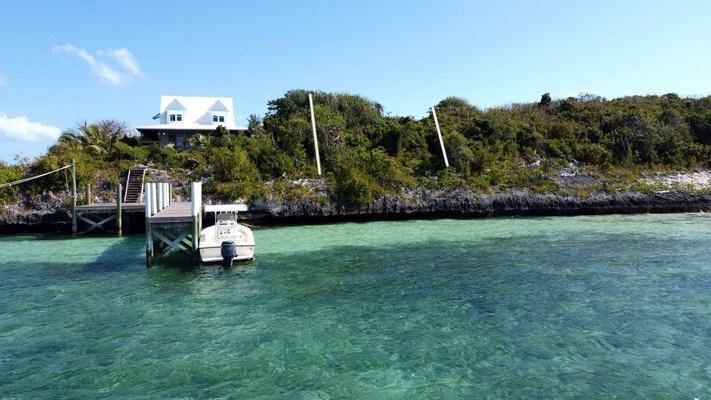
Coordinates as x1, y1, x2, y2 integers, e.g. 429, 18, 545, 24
1, 214, 711, 398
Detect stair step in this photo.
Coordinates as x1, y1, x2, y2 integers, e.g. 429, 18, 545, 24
122, 166, 148, 203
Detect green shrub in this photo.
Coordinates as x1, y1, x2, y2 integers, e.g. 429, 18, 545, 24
0, 163, 22, 203
109, 141, 149, 163
435, 168, 463, 190
332, 167, 383, 203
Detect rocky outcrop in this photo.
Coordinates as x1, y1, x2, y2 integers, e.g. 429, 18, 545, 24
239, 189, 711, 225
0, 192, 71, 233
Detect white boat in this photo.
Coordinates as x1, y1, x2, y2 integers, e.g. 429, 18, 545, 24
199, 204, 255, 264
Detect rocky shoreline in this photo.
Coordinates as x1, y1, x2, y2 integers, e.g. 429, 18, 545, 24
3, 189, 710, 233
3, 170, 711, 232
242, 189, 711, 225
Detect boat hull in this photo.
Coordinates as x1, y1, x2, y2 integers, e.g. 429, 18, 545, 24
199, 244, 255, 263
198, 217, 255, 264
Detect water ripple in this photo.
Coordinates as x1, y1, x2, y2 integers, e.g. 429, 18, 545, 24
2, 214, 711, 397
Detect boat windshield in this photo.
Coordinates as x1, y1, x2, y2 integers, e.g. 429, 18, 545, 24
215, 213, 238, 238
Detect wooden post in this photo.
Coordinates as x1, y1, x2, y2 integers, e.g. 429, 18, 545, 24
163, 183, 169, 209
309, 93, 322, 175
431, 106, 449, 167
150, 183, 158, 217
117, 183, 123, 236
145, 183, 154, 267
71, 159, 77, 237
191, 182, 202, 264
156, 183, 163, 212
85, 184, 91, 205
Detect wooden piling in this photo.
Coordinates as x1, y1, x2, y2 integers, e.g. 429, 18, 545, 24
191, 182, 202, 265
85, 184, 91, 205
71, 159, 77, 237
117, 184, 123, 236
156, 183, 162, 212
150, 183, 158, 217
145, 183, 154, 267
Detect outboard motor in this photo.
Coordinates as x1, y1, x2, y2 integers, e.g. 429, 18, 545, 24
221, 241, 236, 268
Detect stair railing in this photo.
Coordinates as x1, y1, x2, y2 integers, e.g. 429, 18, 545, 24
123, 167, 148, 203
123, 169, 133, 203
138, 169, 147, 202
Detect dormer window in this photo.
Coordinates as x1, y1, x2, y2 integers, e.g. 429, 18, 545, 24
168, 110, 183, 123
212, 111, 226, 124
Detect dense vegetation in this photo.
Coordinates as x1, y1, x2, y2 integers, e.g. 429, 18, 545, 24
3, 90, 711, 205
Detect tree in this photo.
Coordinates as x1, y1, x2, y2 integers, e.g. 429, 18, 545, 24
59, 119, 131, 156
247, 114, 265, 137
186, 133, 208, 149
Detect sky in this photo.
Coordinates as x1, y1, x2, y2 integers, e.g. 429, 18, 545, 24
1, 0, 711, 164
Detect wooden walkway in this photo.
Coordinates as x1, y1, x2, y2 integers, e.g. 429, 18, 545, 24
149, 202, 193, 226
74, 200, 194, 236
76, 202, 193, 223
74, 198, 143, 235
76, 203, 145, 213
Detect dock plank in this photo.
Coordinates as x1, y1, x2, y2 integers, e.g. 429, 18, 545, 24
149, 202, 193, 225
76, 203, 146, 213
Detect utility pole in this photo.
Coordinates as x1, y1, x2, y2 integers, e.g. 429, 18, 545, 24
71, 159, 77, 237
309, 93, 322, 175
431, 106, 449, 167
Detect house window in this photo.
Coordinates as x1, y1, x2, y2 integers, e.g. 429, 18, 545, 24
168, 110, 183, 122
168, 134, 177, 142
212, 111, 226, 123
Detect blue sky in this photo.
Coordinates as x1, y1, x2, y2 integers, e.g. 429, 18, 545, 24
1, 0, 711, 164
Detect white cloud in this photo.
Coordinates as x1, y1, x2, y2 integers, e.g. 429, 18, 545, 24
0, 112, 62, 142
100, 48, 146, 78
52, 44, 146, 87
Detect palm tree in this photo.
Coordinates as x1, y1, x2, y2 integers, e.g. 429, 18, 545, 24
59, 119, 130, 155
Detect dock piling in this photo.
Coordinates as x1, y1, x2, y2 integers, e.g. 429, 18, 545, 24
117, 184, 123, 236
71, 159, 77, 237
191, 182, 202, 265
144, 181, 200, 267
145, 183, 155, 267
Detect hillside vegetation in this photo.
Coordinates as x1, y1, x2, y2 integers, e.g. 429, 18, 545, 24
3, 91, 711, 205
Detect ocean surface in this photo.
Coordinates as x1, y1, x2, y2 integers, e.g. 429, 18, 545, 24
1, 214, 711, 398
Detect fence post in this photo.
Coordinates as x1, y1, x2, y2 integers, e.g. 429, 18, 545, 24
71, 159, 77, 237
117, 184, 123, 236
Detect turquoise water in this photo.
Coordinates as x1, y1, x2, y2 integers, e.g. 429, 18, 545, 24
2, 214, 711, 398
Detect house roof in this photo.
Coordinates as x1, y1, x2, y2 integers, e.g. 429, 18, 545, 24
160, 96, 233, 113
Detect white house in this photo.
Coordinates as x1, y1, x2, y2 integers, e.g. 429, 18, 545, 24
137, 95, 248, 149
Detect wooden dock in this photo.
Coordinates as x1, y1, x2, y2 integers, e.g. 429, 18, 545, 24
74, 183, 133, 236
75, 202, 144, 235
73, 181, 203, 267
144, 182, 202, 267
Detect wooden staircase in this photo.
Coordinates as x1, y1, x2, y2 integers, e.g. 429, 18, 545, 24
123, 167, 147, 203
